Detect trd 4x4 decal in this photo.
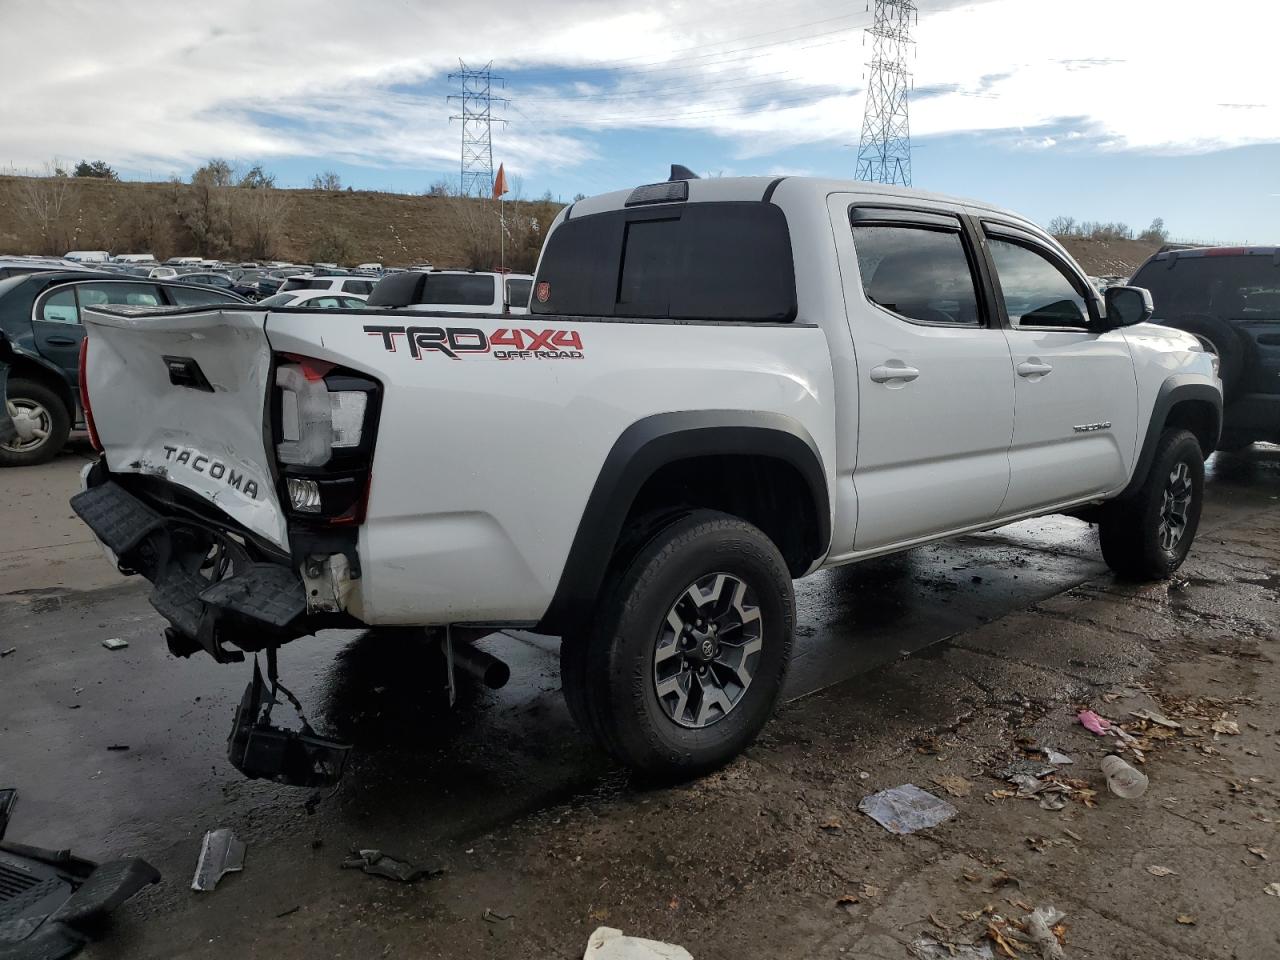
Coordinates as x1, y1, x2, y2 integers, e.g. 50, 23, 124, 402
364, 324, 584, 360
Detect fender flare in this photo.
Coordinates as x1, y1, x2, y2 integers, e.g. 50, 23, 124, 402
537, 410, 830, 634
1121, 375, 1222, 499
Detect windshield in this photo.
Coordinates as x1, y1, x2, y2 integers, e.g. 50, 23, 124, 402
1133, 255, 1280, 322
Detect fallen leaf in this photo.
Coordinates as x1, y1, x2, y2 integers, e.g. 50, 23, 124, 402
820, 818, 842, 831
934, 774, 974, 798
1265, 884, 1280, 898
1212, 719, 1241, 736
1147, 865, 1177, 877
1051, 922, 1068, 945
860, 883, 881, 899
986, 922, 1021, 959
668, 895, 679, 910
1249, 846, 1268, 861
588, 907, 609, 922
836, 894, 859, 907
1176, 915, 1196, 925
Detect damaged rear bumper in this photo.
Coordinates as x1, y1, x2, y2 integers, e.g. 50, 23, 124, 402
71, 466, 357, 663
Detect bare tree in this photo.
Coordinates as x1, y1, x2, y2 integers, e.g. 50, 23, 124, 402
16, 163, 77, 253
192, 158, 235, 188
236, 187, 290, 260
311, 170, 342, 191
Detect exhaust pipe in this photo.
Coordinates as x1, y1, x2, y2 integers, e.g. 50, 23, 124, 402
453, 642, 510, 689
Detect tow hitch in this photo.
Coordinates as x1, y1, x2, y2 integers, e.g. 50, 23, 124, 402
227, 649, 351, 788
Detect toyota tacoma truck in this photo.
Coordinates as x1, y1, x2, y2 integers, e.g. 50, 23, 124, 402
70, 173, 1221, 782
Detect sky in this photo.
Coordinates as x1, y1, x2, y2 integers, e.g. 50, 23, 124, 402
2, 0, 1278, 242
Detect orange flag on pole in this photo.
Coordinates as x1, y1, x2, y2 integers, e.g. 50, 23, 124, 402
492, 163, 508, 198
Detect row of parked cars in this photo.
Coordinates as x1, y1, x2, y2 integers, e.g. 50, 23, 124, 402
0, 254, 536, 465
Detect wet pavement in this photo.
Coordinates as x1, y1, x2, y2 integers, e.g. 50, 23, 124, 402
1, 445, 1277, 958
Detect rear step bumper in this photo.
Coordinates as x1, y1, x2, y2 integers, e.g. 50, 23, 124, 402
71, 479, 308, 663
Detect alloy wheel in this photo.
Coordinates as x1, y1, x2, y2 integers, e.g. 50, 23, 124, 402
653, 572, 763, 729
2, 399, 52, 453
1158, 461, 1194, 552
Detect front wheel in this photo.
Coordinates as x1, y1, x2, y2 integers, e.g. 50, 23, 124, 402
1099, 428, 1204, 580
561, 510, 794, 778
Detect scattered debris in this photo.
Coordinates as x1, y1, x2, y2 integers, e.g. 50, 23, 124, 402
101, 637, 129, 651
1211, 719, 1241, 737
1249, 846, 1268, 860
1168, 576, 1190, 592
858, 784, 957, 834
819, 817, 842, 831
1022, 905, 1066, 960
341, 847, 444, 883
106, 744, 129, 752
583, 926, 693, 960
192, 828, 246, 891
910, 939, 995, 959
1265, 883, 1280, 898
1130, 709, 1181, 729
934, 774, 974, 798
1101, 754, 1149, 799
997, 760, 1056, 780
275, 905, 301, 919
482, 907, 515, 923
0, 647, 14, 658
1039, 748, 1074, 765
1146, 865, 1176, 877
1063, 828, 1083, 842
1176, 915, 1196, 925
1078, 709, 1111, 735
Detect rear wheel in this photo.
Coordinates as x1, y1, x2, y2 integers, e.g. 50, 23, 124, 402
1099, 429, 1204, 580
0, 379, 70, 467
560, 510, 794, 778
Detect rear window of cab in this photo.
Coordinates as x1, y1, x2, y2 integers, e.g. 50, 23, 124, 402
532, 202, 796, 322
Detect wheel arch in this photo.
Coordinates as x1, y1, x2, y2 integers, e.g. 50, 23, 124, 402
537, 411, 830, 634
1122, 376, 1222, 499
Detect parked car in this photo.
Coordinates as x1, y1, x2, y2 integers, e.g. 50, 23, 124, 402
278, 274, 377, 297
63, 250, 110, 263
172, 271, 259, 299
112, 253, 156, 264
367, 269, 525, 314
257, 290, 369, 309
72, 174, 1219, 781
1130, 247, 1278, 450
0, 272, 248, 466
0, 257, 93, 280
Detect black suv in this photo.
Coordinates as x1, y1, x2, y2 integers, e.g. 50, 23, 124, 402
1132, 246, 1280, 450
0, 271, 247, 466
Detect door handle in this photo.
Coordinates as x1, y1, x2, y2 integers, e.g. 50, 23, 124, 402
869, 361, 920, 383
45, 336, 78, 346
1016, 359, 1053, 378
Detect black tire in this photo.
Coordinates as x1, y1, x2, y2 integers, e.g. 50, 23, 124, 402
1099, 429, 1204, 580
561, 510, 794, 778
1163, 314, 1245, 398
0, 378, 70, 467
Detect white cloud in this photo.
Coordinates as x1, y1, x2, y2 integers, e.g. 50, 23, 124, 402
1, 0, 1277, 184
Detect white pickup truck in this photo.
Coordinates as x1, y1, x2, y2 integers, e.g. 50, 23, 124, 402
71, 174, 1221, 781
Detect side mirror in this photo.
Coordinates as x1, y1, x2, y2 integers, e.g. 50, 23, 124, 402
1103, 285, 1153, 329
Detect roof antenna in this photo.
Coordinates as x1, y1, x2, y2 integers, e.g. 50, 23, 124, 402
668, 164, 700, 182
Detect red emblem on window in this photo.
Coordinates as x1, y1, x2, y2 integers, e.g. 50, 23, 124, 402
535, 281, 551, 303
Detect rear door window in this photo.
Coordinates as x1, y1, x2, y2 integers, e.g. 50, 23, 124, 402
850, 222, 983, 326
78, 282, 163, 308
531, 202, 796, 322
342, 279, 374, 295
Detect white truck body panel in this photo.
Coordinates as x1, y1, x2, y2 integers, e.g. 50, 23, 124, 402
77, 175, 1219, 631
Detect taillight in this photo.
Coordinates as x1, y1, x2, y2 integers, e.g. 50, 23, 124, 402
78, 337, 103, 452
272, 354, 380, 526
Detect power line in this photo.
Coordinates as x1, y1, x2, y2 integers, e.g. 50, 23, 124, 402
448, 60, 507, 197
856, 0, 915, 187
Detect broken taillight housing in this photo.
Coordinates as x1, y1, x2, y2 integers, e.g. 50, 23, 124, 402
272, 355, 381, 525
78, 337, 103, 453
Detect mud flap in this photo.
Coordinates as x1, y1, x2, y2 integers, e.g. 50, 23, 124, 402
227, 658, 351, 788
0, 791, 160, 960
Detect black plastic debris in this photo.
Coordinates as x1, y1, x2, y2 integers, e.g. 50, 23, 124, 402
0, 788, 159, 960
227, 657, 350, 788
340, 848, 445, 884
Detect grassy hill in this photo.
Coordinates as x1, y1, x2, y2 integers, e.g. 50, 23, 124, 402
0, 174, 560, 271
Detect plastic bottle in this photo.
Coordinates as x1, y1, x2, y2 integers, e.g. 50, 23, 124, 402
1101, 754, 1149, 799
